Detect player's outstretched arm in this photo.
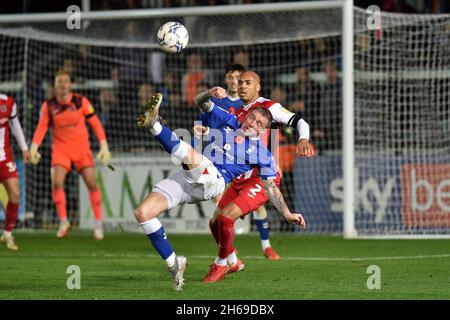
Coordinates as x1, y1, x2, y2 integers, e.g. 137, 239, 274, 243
9, 103, 30, 163
82, 98, 113, 168
268, 103, 315, 157
194, 86, 227, 112
29, 102, 51, 165
262, 179, 306, 229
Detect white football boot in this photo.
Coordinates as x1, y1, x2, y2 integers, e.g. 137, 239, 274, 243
169, 255, 188, 291
1, 233, 18, 251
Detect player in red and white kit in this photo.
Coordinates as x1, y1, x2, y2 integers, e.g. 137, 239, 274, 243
223, 71, 314, 217
0, 94, 30, 251
198, 71, 314, 282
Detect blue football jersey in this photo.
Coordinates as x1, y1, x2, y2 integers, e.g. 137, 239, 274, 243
210, 96, 242, 112
200, 96, 242, 126
200, 104, 276, 184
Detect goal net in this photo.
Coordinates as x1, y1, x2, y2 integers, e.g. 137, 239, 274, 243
0, 1, 449, 237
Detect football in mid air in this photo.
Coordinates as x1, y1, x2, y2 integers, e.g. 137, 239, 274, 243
156, 21, 189, 53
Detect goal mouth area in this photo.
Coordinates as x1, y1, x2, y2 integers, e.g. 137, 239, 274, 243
0, 1, 449, 238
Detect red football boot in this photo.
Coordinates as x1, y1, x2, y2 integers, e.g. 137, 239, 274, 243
228, 259, 245, 274
203, 264, 229, 283
264, 247, 281, 260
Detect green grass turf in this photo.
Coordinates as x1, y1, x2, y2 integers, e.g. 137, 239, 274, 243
0, 231, 449, 300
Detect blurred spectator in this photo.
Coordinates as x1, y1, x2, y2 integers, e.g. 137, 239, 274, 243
232, 49, 250, 69
288, 66, 325, 153
72, 45, 107, 82
98, 89, 117, 126
157, 72, 182, 129
270, 85, 287, 105
110, 21, 146, 150
318, 62, 342, 151
382, 0, 418, 13
158, 72, 181, 109
126, 83, 156, 149
114, 21, 146, 84
355, 33, 372, 70
181, 52, 212, 106
138, 83, 154, 109
428, 0, 450, 13
269, 85, 296, 210
113, 21, 147, 133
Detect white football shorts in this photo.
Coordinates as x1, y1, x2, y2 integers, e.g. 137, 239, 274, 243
152, 157, 226, 209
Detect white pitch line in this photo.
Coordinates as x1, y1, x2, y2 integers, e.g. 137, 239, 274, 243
9, 252, 450, 261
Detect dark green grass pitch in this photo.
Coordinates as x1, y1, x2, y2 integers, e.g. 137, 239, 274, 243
0, 231, 449, 299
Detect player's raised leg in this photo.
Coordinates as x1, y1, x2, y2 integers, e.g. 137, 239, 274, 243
135, 93, 193, 290
134, 191, 188, 291
0, 178, 20, 251
253, 206, 281, 260
51, 165, 71, 238
137, 93, 202, 168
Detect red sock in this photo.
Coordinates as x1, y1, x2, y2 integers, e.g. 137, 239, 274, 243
52, 189, 67, 220
4, 202, 19, 232
218, 215, 235, 259
209, 219, 219, 244
89, 189, 102, 221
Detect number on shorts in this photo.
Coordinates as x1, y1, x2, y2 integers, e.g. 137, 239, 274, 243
247, 184, 262, 199
6, 161, 16, 173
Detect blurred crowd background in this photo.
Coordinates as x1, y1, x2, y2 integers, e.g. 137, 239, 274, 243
0, 0, 449, 14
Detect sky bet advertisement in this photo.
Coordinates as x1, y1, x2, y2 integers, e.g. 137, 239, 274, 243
293, 155, 450, 235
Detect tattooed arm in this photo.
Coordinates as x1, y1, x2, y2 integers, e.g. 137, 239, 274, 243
194, 86, 227, 113
194, 90, 213, 113
262, 178, 306, 228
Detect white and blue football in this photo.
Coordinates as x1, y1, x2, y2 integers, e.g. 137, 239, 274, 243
156, 21, 189, 54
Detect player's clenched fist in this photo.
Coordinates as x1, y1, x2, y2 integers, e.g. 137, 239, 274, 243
96, 141, 112, 166
209, 86, 227, 99
22, 150, 31, 164
296, 138, 316, 157
192, 124, 209, 137
285, 212, 307, 229
29, 143, 41, 165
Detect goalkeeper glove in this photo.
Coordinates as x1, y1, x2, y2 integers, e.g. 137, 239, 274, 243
96, 141, 112, 166
29, 143, 41, 165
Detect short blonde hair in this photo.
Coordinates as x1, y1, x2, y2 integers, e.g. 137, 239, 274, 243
54, 69, 71, 80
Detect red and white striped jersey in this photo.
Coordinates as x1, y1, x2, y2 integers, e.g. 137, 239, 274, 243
0, 94, 16, 162
0, 93, 17, 161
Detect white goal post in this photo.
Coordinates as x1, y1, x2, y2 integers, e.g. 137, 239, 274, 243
1, 1, 449, 238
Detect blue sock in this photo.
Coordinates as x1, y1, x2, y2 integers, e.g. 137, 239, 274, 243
254, 217, 269, 241
147, 226, 174, 260
155, 125, 181, 155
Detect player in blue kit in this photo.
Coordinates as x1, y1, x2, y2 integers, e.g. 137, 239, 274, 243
209, 63, 245, 114
198, 64, 282, 260
134, 89, 306, 291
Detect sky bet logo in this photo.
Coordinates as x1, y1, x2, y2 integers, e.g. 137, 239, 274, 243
401, 164, 450, 227
329, 163, 450, 227
330, 169, 395, 223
